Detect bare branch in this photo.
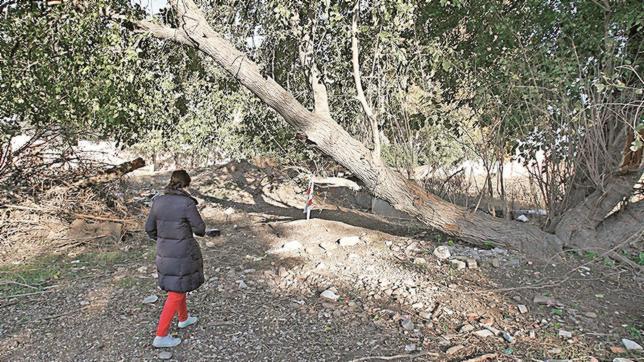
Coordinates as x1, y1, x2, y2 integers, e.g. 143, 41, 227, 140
134, 19, 191, 44
351, 0, 380, 159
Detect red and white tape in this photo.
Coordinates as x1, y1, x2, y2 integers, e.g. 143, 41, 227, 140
303, 177, 314, 220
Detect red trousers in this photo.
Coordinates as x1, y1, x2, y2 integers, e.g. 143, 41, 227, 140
156, 291, 188, 337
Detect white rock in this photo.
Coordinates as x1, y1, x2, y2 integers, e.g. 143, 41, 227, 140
584, 312, 597, 318
143, 295, 158, 304
558, 329, 572, 339
413, 257, 427, 265
268, 240, 302, 254
320, 289, 340, 301
319, 241, 338, 251
622, 338, 643, 351
238, 280, 248, 289
433, 246, 451, 260
137, 266, 147, 273
518, 304, 528, 314
473, 329, 494, 338
449, 259, 466, 270
404, 344, 416, 352
337, 236, 361, 247
446, 345, 464, 355
459, 324, 475, 333
516, 215, 529, 222
411, 302, 424, 310
613, 359, 634, 362
502, 331, 514, 343
400, 318, 414, 331
158, 351, 172, 360
224, 207, 235, 215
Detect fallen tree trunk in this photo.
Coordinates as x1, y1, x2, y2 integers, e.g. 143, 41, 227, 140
123, 0, 642, 258
72, 157, 145, 188
125, 1, 565, 256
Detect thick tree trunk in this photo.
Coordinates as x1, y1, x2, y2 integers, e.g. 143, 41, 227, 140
555, 171, 643, 249
129, 0, 564, 256
595, 200, 644, 248
555, 120, 643, 249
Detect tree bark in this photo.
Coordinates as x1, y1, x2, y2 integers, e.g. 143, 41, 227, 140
297, 16, 332, 121
595, 200, 644, 248
554, 118, 643, 249
351, 1, 381, 160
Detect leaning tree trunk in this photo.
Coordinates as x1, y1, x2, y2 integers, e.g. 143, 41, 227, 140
125, 0, 566, 256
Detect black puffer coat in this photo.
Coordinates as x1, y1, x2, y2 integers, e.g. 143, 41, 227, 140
145, 188, 206, 293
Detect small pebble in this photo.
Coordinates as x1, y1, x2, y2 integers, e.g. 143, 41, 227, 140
143, 295, 158, 304
404, 344, 416, 352
558, 329, 572, 339
158, 351, 172, 360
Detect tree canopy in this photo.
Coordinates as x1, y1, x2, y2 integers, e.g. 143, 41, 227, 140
1, 0, 642, 256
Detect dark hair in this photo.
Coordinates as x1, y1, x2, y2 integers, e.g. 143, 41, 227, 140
167, 170, 191, 190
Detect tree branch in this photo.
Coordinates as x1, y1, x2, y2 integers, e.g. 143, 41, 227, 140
351, 0, 380, 159
297, 9, 332, 121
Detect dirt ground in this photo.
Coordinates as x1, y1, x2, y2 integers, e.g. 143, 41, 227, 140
0, 162, 642, 361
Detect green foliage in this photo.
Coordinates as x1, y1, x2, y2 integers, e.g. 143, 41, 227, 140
0, 1, 152, 144
584, 251, 599, 260
483, 240, 495, 250
2, 0, 641, 181
626, 324, 642, 339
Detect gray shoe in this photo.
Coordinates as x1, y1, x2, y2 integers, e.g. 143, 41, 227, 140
178, 315, 198, 329
153, 335, 181, 348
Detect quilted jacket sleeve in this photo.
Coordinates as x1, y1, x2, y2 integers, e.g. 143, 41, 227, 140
185, 200, 206, 237
144, 202, 158, 240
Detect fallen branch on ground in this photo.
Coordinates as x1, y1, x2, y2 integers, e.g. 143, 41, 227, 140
1, 289, 51, 299
71, 157, 145, 188
349, 352, 438, 361
463, 354, 497, 362
0, 280, 40, 289
56, 234, 111, 249
73, 213, 132, 224
0, 204, 47, 212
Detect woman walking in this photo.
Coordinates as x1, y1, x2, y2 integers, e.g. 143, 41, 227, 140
145, 170, 206, 348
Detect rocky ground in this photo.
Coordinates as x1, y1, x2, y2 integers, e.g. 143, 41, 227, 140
0, 162, 642, 361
